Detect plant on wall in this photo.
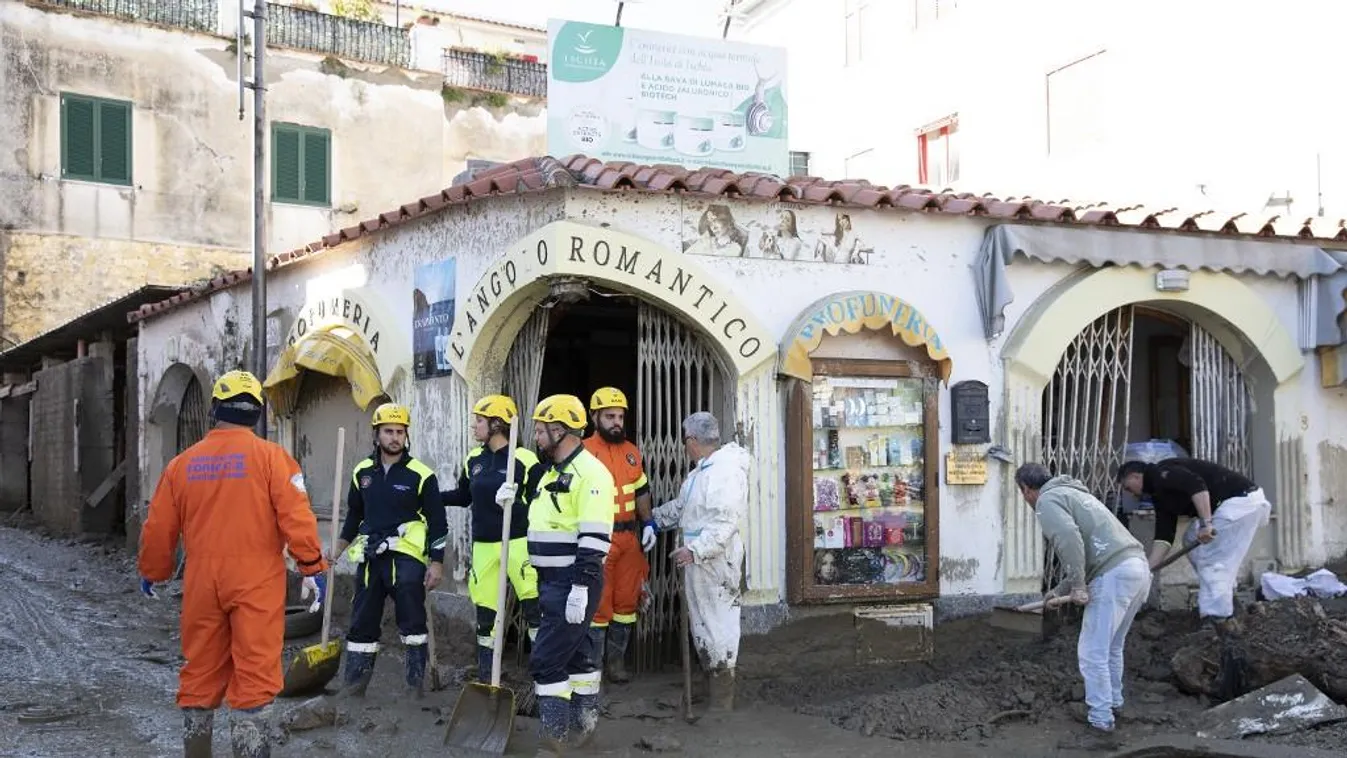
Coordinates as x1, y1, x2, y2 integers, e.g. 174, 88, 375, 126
332, 0, 381, 23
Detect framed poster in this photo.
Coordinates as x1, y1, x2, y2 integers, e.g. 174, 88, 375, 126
412, 257, 456, 380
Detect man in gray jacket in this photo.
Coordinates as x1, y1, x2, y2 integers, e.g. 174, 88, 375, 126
1015, 463, 1151, 735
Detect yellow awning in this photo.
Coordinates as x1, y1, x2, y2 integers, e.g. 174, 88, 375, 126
780, 291, 954, 383
264, 324, 385, 416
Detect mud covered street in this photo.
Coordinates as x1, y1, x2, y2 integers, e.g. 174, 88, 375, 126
4, 523, 1346, 757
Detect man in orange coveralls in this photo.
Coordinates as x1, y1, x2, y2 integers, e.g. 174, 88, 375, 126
138, 370, 328, 758
583, 387, 657, 684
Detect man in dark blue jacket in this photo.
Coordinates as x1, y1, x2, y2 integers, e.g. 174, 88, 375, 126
333, 403, 446, 698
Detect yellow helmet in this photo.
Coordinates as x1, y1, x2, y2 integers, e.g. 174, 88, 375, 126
211, 370, 263, 404
371, 402, 411, 428
533, 394, 587, 430
472, 394, 518, 424
590, 387, 629, 411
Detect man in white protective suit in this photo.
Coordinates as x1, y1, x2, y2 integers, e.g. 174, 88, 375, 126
652, 411, 749, 712
1117, 458, 1271, 622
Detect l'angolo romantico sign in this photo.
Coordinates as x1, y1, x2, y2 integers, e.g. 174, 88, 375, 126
446, 220, 775, 377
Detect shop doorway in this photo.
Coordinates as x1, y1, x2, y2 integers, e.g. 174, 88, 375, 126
498, 288, 734, 672
1039, 305, 1255, 627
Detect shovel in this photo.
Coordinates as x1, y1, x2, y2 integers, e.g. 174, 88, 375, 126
280, 427, 346, 697
678, 563, 698, 724
425, 587, 444, 692
444, 421, 519, 753
1153, 539, 1203, 573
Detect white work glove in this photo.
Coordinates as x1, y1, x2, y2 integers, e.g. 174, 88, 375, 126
300, 574, 327, 613
564, 584, 589, 624
495, 482, 518, 509
641, 522, 657, 552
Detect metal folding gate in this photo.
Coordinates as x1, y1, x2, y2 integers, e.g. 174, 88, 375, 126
176, 375, 210, 454
1187, 324, 1252, 473
633, 300, 733, 673
499, 308, 551, 666
1039, 307, 1251, 626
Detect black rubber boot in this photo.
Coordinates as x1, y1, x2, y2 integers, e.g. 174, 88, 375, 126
708, 669, 735, 712
182, 707, 214, 758
605, 622, 632, 684
229, 706, 270, 758
404, 643, 428, 698
339, 649, 377, 697
476, 645, 494, 683
587, 626, 606, 676
536, 695, 570, 756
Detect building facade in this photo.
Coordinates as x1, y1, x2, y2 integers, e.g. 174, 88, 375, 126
735, 0, 1347, 219
128, 155, 1347, 656
0, 0, 548, 346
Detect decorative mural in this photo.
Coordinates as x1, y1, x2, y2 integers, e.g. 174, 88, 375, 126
680, 201, 875, 264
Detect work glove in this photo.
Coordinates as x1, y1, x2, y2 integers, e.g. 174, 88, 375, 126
641, 521, 657, 552
139, 577, 158, 599
301, 573, 327, 613
564, 584, 589, 624
495, 482, 518, 509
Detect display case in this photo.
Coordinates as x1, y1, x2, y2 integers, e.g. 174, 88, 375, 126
786, 358, 940, 602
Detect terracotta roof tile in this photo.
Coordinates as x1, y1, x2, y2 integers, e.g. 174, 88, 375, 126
126, 154, 1347, 324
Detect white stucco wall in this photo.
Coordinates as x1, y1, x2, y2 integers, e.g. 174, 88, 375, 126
134, 184, 1347, 614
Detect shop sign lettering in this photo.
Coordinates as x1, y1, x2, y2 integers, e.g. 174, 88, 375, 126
781, 291, 953, 383
287, 295, 383, 354
448, 221, 774, 376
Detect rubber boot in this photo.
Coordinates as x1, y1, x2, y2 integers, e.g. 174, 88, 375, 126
339, 649, 377, 698
536, 695, 570, 756
708, 669, 735, 712
569, 692, 601, 747
476, 645, 494, 683
587, 626, 606, 676
229, 706, 270, 758
404, 643, 428, 699
605, 622, 632, 684
182, 707, 214, 758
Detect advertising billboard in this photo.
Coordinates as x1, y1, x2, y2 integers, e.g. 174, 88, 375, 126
547, 19, 789, 177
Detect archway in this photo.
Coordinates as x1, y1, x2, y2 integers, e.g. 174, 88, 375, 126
446, 219, 777, 672
998, 266, 1305, 593
145, 362, 208, 486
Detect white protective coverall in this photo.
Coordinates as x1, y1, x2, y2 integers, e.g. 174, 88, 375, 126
1181, 489, 1272, 618
652, 442, 750, 672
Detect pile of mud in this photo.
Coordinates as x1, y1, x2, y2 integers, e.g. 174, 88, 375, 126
1172, 596, 1347, 701
740, 608, 1202, 741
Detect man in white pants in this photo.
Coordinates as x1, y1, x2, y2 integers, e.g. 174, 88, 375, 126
1117, 458, 1271, 621
653, 411, 750, 712
1016, 463, 1151, 736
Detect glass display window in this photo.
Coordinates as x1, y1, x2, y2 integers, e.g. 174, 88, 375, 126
787, 359, 940, 602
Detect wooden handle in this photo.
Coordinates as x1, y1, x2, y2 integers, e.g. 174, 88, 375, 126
1153, 539, 1204, 573
490, 419, 520, 689
320, 427, 345, 647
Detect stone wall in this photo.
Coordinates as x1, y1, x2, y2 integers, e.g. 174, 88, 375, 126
30, 355, 116, 535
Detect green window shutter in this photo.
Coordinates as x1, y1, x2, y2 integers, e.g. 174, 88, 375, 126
62, 95, 97, 180
272, 126, 302, 202
97, 100, 132, 184
301, 130, 330, 206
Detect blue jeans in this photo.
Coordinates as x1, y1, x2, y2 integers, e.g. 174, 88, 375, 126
1078, 556, 1151, 729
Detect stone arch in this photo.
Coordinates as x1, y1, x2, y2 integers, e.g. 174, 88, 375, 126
997, 266, 1306, 592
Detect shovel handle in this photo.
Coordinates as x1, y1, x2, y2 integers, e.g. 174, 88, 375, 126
490, 420, 519, 690
1152, 538, 1204, 573
678, 532, 694, 722
320, 428, 345, 647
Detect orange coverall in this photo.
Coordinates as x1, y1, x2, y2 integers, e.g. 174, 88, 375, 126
583, 436, 650, 627
138, 427, 328, 711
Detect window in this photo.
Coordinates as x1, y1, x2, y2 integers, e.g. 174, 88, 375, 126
913, 0, 956, 29
789, 151, 811, 177
916, 117, 959, 187
271, 123, 331, 206
844, 0, 870, 66
61, 93, 132, 186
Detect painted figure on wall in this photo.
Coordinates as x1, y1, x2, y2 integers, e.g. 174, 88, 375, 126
759, 209, 805, 260
815, 213, 872, 264
684, 204, 750, 257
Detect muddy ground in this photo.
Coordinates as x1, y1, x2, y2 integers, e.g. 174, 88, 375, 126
3, 521, 1345, 757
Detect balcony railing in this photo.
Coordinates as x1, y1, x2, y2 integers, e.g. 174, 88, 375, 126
442, 49, 547, 99
33, 0, 219, 33
266, 4, 410, 68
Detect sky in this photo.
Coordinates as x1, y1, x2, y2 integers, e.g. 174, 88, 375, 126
415, 0, 734, 38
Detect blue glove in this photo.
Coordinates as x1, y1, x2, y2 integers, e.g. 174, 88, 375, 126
302, 573, 327, 613
139, 577, 158, 599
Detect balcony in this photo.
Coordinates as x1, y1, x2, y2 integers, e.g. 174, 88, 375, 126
442, 48, 547, 100
33, 0, 219, 33
266, 4, 411, 68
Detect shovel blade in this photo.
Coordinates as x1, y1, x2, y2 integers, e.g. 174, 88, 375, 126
989, 606, 1043, 635
279, 641, 342, 698
443, 682, 516, 754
